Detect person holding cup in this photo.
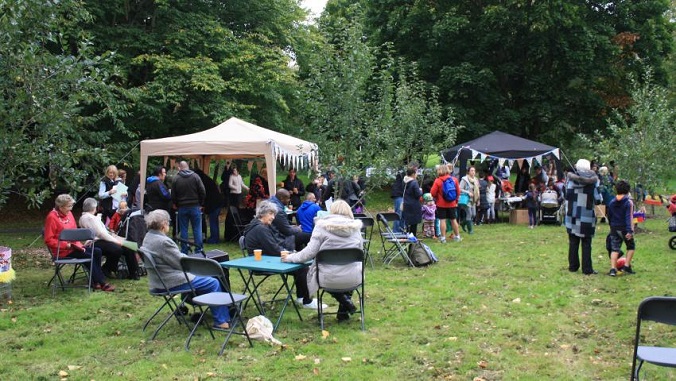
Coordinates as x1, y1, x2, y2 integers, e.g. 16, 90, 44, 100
282, 200, 363, 321
243, 201, 325, 309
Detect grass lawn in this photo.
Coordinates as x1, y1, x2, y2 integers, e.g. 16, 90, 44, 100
1, 200, 675, 380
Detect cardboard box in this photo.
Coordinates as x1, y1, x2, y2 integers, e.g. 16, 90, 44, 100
509, 209, 529, 225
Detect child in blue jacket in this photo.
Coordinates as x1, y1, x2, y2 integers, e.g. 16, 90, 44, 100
606, 180, 635, 276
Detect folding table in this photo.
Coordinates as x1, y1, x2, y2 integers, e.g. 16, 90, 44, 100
220, 255, 309, 331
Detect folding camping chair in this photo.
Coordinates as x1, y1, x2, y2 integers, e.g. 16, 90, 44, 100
179, 256, 252, 355
138, 248, 193, 340
315, 248, 365, 331
376, 213, 414, 266
46, 228, 96, 295
631, 296, 676, 380
227, 206, 248, 242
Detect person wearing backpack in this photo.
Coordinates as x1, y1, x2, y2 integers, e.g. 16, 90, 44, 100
430, 164, 461, 243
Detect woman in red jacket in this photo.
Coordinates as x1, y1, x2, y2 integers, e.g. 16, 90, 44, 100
44, 194, 115, 291
430, 164, 462, 243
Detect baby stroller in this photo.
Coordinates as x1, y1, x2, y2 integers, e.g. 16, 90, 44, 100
116, 208, 148, 277
539, 189, 562, 225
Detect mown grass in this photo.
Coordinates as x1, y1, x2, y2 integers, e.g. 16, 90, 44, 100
1, 202, 675, 380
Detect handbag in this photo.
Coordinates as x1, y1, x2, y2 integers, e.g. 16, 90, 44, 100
458, 193, 470, 206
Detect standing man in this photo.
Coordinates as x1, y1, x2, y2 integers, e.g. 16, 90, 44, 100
565, 159, 601, 275
283, 168, 305, 210
195, 168, 222, 244
172, 161, 206, 254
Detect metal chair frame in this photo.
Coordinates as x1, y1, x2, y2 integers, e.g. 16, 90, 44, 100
179, 256, 252, 355
631, 296, 676, 380
47, 228, 96, 295
376, 213, 414, 266
315, 248, 365, 331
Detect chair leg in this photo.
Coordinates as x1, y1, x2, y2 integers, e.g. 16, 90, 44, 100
318, 291, 325, 331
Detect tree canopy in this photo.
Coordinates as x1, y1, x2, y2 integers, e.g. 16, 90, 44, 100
0, 0, 673, 209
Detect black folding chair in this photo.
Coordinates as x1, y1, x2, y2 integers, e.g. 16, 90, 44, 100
47, 228, 96, 295
228, 206, 247, 242
315, 248, 365, 331
355, 216, 375, 269
179, 256, 252, 355
631, 296, 676, 380
138, 248, 193, 340
376, 213, 414, 266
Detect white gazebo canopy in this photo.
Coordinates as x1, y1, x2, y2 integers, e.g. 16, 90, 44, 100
138, 117, 318, 208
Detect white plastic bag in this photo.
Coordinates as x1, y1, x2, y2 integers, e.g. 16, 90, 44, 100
245, 315, 282, 345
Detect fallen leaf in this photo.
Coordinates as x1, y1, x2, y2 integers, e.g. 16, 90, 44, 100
478, 360, 488, 369
313, 368, 319, 375
512, 298, 521, 303
67, 365, 81, 370
322, 330, 330, 339
295, 354, 307, 361
206, 372, 216, 377
314, 358, 321, 364
11, 317, 16, 323
447, 337, 458, 341
341, 357, 352, 362
162, 364, 168, 369
58, 370, 68, 377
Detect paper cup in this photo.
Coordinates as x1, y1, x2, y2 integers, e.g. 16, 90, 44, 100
254, 249, 262, 261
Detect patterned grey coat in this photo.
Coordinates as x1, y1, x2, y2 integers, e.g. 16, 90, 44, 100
564, 170, 600, 237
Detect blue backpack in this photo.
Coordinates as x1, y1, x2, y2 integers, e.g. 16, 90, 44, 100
442, 177, 457, 202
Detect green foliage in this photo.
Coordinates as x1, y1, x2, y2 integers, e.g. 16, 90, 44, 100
581, 71, 676, 193
297, 6, 459, 189
0, 0, 135, 208
363, 0, 674, 145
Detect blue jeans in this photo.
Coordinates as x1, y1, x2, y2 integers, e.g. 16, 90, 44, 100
178, 206, 203, 253
170, 276, 231, 325
393, 197, 404, 233
206, 207, 221, 244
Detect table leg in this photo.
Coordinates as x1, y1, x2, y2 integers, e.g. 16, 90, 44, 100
237, 269, 265, 316
273, 273, 303, 332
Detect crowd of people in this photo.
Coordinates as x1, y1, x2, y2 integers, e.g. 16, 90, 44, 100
42, 154, 643, 332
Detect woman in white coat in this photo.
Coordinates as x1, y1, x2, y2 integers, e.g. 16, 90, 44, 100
282, 200, 363, 321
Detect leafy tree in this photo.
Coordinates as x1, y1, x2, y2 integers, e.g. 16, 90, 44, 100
82, 0, 309, 138
582, 71, 676, 195
363, 0, 674, 145
0, 0, 134, 208
296, 4, 458, 190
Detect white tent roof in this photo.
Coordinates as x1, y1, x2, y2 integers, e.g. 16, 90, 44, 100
138, 117, 318, 208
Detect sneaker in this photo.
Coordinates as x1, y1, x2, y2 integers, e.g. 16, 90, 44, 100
621, 265, 635, 274
608, 268, 617, 277
439, 237, 447, 244
296, 297, 304, 305
302, 299, 328, 309
453, 235, 462, 242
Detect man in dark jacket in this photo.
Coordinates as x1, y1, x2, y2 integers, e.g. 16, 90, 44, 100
390, 161, 418, 233
269, 189, 311, 250
146, 166, 172, 212
172, 161, 206, 254
195, 169, 223, 244
282, 168, 305, 209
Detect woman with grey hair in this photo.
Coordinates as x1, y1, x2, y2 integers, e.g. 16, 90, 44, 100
44, 194, 115, 291
79, 198, 139, 280
243, 200, 324, 309
141, 209, 232, 329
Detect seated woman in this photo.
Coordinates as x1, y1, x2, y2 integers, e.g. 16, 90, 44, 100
44, 194, 115, 291
79, 198, 140, 280
141, 209, 231, 330
243, 200, 325, 309
282, 200, 363, 321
